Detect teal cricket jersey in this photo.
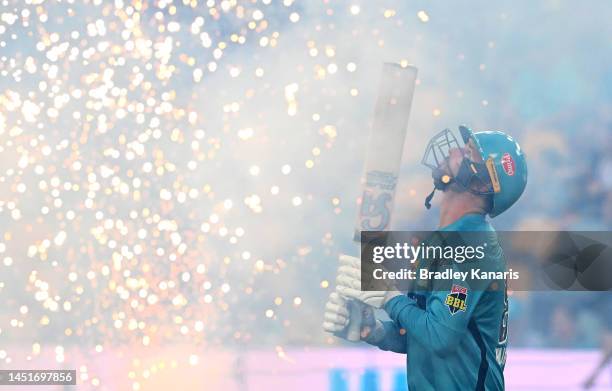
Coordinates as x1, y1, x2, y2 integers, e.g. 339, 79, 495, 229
370, 213, 508, 391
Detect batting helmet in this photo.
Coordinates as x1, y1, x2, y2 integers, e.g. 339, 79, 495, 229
459, 125, 528, 217
422, 125, 528, 217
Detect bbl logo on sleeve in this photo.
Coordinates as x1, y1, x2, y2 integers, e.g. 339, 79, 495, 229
445, 284, 468, 315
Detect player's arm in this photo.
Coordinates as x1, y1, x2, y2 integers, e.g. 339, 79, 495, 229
363, 319, 408, 354
383, 280, 486, 356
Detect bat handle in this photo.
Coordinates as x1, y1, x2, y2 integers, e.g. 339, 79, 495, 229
346, 299, 363, 341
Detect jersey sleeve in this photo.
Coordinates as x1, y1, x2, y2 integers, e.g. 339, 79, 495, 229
365, 320, 408, 354
383, 267, 488, 356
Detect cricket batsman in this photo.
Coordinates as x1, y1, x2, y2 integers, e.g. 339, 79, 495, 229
323, 125, 528, 390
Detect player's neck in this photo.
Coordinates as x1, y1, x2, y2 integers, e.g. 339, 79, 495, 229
438, 191, 486, 228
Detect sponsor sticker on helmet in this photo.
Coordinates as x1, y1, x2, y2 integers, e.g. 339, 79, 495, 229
501, 153, 515, 176
486, 157, 501, 193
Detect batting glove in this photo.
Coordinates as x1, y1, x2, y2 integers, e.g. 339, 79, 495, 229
335, 254, 402, 309
322, 291, 380, 341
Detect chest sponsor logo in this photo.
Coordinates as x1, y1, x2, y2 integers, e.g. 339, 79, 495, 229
445, 284, 468, 315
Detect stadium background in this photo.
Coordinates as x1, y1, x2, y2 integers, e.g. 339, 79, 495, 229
0, 0, 610, 389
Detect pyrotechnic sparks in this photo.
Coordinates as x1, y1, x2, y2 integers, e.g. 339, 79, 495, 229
0, 0, 486, 387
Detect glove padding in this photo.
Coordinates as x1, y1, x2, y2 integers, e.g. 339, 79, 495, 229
322, 291, 378, 340
322, 291, 350, 333
335, 254, 402, 309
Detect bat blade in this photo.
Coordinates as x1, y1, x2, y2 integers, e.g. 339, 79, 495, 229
345, 62, 418, 341
354, 63, 418, 239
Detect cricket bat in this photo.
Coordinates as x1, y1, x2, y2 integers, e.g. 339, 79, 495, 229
344, 62, 418, 341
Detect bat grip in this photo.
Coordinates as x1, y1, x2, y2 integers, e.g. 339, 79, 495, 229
346, 299, 363, 341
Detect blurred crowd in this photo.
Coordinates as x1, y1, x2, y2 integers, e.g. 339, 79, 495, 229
505, 129, 612, 349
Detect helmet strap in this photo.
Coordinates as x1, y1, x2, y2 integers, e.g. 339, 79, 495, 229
424, 188, 436, 209
425, 169, 453, 209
